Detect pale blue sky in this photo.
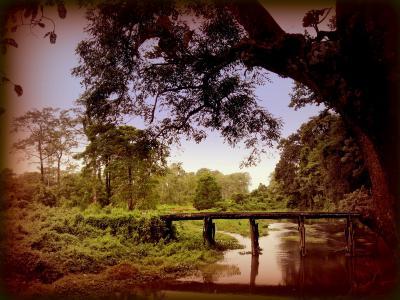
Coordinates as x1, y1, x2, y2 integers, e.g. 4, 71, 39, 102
4, 3, 329, 190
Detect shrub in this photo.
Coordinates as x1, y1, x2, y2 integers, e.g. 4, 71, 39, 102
34, 185, 57, 207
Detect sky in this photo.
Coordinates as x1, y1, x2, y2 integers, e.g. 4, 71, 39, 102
2, 2, 333, 190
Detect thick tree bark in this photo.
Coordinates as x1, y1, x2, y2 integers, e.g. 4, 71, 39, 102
351, 123, 398, 250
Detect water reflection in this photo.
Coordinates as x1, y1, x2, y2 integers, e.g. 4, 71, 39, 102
249, 254, 259, 287
179, 221, 397, 298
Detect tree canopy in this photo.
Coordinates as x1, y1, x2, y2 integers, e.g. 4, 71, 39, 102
273, 111, 370, 210
193, 174, 222, 210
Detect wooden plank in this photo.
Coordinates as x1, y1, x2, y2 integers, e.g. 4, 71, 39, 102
161, 211, 361, 221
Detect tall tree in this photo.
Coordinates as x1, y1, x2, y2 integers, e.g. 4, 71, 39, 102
12, 108, 80, 185
157, 163, 197, 205
12, 108, 58, 183
47, 109, 80, 186
77, 124, 168, 208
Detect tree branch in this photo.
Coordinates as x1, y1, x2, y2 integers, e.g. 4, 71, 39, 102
225, 0, 285, 42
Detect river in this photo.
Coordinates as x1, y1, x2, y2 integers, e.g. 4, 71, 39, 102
116, 220, 398, 299
164, 220, 397, 299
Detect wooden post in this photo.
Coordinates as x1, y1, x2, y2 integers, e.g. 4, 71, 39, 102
249, 218, 260, 256
164, 219, 174, 240
203, 217, 215, 246
298, 216, 306, 256
345, 216, 355, 256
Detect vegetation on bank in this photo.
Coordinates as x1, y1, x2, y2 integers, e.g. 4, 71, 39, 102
2, 201, 243, 291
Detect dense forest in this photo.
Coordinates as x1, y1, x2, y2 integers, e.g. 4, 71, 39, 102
3, 108, 370, 213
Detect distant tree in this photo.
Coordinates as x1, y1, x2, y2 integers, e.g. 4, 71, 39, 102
157, 163, 197, 205
195, 168, 250, 200
12, 107, 58, 183
194, 175, 222, 210
47, 109, 80, 186
77, 124, 168, 208
219, 172, 250, 199
12, 108, 80, 185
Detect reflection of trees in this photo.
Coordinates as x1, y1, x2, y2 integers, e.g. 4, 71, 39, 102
112, 289, 167, 300
276, 221, 397, 296
199, 264, 241, 283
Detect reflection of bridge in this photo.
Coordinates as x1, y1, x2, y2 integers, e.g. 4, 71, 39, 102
161, 212, 361, 256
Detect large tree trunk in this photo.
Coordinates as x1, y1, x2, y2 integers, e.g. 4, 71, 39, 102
350, 123, 398, 250
335, 0, 400, 251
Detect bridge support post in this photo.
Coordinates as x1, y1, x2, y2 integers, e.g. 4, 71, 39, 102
249, 218, 260, 256
203, 217, 215, 246
345, 216, 355, 256
164, 219, 175, 240
298, 216, 306, 256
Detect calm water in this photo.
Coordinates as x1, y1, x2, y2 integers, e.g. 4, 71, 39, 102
113, 220, 398, 299
172, 220, 398, 299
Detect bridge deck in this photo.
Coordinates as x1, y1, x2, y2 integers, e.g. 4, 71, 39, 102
161, 211, 361, 221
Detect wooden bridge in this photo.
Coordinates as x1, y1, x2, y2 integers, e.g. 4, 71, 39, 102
161, 212, 361, 256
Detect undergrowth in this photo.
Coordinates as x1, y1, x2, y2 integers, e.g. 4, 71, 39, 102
3, 202, 241, 287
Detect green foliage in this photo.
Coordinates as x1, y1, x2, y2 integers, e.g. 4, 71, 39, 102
56, 171, 95, 208
156, 166, 251, 207
156, 163, 197, 205
214, 219, 270, 237
76, 124, 168, 209
4, 202, 241, 286
73, 1, 282, 166
272, 111, 370, 211
33, 185, 57, 207
193, 175, 222, 210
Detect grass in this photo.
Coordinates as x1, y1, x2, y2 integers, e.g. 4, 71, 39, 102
158, 204, 271, 237
215, 219, 269, 237
3, 201, 274, 298
3, 202, 244, 289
